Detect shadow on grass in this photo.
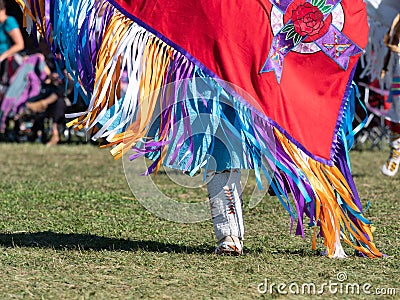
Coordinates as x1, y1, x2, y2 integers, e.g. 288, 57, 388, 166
0, 232, 265, 255
0, 231, 217, 254
269, 248, 320, 256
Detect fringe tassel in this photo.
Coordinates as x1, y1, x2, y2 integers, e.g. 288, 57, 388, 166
16, 0, 383, 258
273, 129, 381, 258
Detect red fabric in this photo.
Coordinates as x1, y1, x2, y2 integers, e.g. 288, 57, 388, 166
112, 0, 368, 160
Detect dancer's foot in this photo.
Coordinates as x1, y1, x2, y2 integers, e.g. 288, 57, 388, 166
215, 236, 243, 255
381, 147, 400, 177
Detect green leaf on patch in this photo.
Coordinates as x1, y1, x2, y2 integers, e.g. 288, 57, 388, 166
293, 34, 302, 45
281, 23, 294, 33
286, 30, 296, 40
320, 5, 333, 14
316, 0, 326, 9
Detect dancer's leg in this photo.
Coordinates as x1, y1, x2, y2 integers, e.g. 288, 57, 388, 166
207, 169, 244, 255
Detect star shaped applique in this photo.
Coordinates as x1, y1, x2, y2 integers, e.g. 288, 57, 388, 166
261, 0, 362, 83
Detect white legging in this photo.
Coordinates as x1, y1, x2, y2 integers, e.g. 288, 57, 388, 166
207, 170, 244, 242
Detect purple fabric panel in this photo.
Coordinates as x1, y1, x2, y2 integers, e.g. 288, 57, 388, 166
12, 72, 42, 116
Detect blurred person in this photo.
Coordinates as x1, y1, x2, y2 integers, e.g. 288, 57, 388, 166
381, 12, 400, 177
362, 0, 400, 80
0, 0, 24, 82
25, 70, 67, 146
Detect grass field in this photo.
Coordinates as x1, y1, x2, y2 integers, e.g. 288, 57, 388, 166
0, 143, 399, 299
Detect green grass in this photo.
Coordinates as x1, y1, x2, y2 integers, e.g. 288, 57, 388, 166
0, 143, 399, 299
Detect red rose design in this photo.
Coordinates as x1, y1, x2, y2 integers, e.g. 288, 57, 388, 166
292, 3, 324, 37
